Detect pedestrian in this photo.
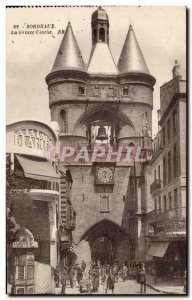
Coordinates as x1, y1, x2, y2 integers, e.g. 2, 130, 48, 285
91, 267, 99, 292
68, 265, 75, 288
76, 266, 83, 285
139, 265, 147, 294
106, 264, 110, 275
54, 266, 60, 288
122, 263, 128, 281
81, 260, 86, 272
102, 272, 108, 294
136, 263, 141, 283
107, 271, 115, 294
61, 267, 68, 294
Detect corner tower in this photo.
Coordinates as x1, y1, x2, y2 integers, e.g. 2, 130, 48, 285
117, 24, 156, 145
46, 22, 89, 145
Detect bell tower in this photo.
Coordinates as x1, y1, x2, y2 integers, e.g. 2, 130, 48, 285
91, 6, 109, 45
45, 7, 156, 264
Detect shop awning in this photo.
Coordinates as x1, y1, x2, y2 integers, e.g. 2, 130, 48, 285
16, 155, 60, 181
148, 242, 169, 257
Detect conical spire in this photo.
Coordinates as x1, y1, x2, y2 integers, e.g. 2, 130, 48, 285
118, 25, 150, 75
52, 22, 85, 72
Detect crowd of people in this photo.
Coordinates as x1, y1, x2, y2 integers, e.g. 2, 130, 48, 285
54, 260, 186, 294
53, 260, 132, 294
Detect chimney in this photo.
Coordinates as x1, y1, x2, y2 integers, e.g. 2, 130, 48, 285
172, 60, 181, 78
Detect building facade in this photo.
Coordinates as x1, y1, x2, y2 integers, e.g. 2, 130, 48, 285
147, 61, 186, 275
125, 61, 186, 279
45, 6, 155, 266
6, 120, 76, 293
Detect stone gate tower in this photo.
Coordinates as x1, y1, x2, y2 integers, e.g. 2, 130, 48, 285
46, 7, 156, 265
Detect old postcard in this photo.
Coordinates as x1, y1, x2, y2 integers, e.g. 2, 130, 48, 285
6, 6, 187, 295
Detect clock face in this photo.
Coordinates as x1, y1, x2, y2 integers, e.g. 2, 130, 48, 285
97, 167, 113, 184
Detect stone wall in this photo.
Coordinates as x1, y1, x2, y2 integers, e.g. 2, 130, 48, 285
69, 165, 130, 245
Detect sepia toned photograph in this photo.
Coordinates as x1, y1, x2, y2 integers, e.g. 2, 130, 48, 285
6, 6, 187, 295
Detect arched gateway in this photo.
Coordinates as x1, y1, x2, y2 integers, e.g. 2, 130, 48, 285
45, 6, 155, 270
75, 219, 127, 269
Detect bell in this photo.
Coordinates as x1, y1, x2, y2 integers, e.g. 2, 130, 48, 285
96, 126, 108, 141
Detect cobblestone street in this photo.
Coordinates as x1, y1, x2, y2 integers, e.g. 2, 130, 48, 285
55, 279, 162, 295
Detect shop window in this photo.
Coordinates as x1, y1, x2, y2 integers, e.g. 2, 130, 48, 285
99, 27, 105, 42
100, 194, 109, 212
28, 287, 34, 294
16, 287, 25, 294
18, 266, 25, 280
27, 265, 34, 279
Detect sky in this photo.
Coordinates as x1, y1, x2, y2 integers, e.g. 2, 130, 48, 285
6, 6, 186, 137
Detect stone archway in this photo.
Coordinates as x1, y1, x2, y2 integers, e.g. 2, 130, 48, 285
75, 219, 127, 270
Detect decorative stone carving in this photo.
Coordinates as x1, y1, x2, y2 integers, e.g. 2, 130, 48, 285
12, 227, 38, 248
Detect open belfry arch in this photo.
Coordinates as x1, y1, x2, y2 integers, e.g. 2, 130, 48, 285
46, 6, 156, 264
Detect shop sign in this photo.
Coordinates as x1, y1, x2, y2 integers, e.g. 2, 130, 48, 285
14, 128, 53, 151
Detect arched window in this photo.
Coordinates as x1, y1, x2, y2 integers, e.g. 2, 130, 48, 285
60, 110, 67, 133
99, 28, 105, 42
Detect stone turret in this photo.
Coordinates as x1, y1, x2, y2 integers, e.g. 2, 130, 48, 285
116, 24, 156, 145
46, 22, 88, 145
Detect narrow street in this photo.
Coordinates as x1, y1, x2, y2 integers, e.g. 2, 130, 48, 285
56, 278, 162, 295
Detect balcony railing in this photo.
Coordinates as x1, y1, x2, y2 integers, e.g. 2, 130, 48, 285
150, 179, 162, 195
156, 207, 186, 222
148, 207, 186, 223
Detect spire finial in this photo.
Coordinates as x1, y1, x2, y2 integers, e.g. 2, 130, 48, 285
68, 6, 70, 22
